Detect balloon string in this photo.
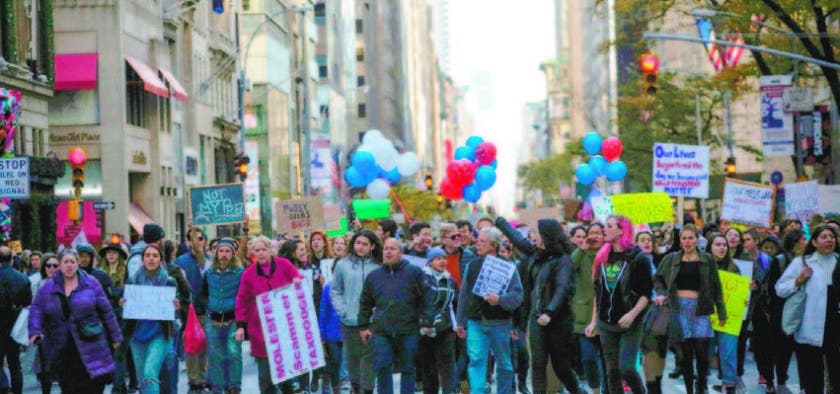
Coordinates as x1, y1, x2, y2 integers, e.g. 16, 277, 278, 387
390, 189, 414, 226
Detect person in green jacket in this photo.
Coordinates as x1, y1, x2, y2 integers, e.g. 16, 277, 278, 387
570, 223, 606, 394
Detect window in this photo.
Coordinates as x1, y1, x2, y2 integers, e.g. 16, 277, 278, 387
355, 19, 363, 34
126, 66, 147, 127
356, 47, 364, 62
159, 95, 171, 132
319, 65, 328, 78
357, 76, 365, 87
358, 103, 366, 118
314, 3, 325, 17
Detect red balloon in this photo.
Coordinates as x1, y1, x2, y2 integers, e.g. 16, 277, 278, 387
602, 137, 623, 162
475, 142, 497, 165
446, 159, 477, 186
440, 177, 463, 199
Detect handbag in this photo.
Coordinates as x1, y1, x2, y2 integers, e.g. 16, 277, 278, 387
644, 303, 670, 336
184, 304, 207, 355
77, 320, 104, 341
781, 261, 808, 336
11, 307, 29, 346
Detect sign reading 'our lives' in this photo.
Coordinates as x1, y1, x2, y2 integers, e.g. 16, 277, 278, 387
652, 143, 710, 199
188, 183, 245, 226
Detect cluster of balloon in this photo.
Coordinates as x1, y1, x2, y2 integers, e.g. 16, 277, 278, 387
0, 89, 22, 156
440, 136, 498, 203
575, 132, 627, 185
343, 130, 422, 199
0, 200, 10, 240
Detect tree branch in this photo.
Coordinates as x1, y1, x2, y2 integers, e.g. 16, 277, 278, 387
761, 0, 826, 60
812, 3, 837, 65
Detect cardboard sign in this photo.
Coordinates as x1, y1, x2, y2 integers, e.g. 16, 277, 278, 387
472, 255, 518, 298
721, 178, 775, 228
609, 193, 673, 224
257, 282, 326, 384
188, 183, 246, 226
122, 285, 177, 321
8, 240, 22, 254
274, 197, 325, 234
323, 204, 343, 231
710, 270, 751, 336
517, 207, 560, 229
818, 185, 840, 214
652, 143, 710, 199
784, 180, 819, 222
0, 157, 30, 199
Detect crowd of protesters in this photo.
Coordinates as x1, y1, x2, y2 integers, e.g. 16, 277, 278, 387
0, 211, 837, 394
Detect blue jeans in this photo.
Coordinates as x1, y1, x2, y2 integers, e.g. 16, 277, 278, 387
324, 341, 343, 389
132, 336, 172, 394
373, 332, 419, 394
206, 322, 242, 393
578, 334, 605, 390
159, 335, 179, 394
715, 331, 738, 386
466, 320, 514, 394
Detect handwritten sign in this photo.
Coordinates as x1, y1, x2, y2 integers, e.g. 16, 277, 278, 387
257, 282, 326, 384
518, 207, 560, 229
710, 270, 751, 336
123, 285, 177, 321
609, 193, 673, 224
8, 240, 22, 254
403, 255, 428, 269
274, 197, 325, 234
818, 185, 840, 214
323, 204, 343, 231
188, 183, 245, 226
784, 180, 818, 222
590, 196, 614, 223
652, 143, 710, 199
721, 178, 775, 228
472, 255, 518, 298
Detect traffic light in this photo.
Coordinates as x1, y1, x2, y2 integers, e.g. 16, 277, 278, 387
68, 147, 87, 199
233, 154, 250, 182
425, 174, 433, 190
725, 157, 736, 176
640, 50, 659, 95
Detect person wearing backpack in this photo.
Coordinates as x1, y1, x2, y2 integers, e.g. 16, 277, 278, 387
0, 245, 32, 394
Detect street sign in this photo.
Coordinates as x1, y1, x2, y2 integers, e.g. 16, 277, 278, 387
93, 201, 116, 210
782, 87, 813, 112
0, 157, 30, 199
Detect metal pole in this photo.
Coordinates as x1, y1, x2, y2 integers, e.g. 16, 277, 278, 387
695, 92, 707, 223
236, 6, 245, 150
724, 90, 733, 157
299, 9, 311, 196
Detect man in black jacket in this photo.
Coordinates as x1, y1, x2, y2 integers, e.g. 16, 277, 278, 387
0, 246, 32, 394
359, 238, 433, 394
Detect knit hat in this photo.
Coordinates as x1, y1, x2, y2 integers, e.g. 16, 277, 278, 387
426, 247, 446, 263
216, 237, 237, 252
143, 223, 166, 244
76, 243, 96, 258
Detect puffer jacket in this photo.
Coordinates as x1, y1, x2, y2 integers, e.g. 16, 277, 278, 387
28, 270, 123, 378
330, 254, 378, 326
358, 260, 433, 334
198, 265, 244, 314
423, 266, 458, 332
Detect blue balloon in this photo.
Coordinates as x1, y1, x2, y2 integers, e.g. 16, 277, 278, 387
605, 160, 628, 182
474, 166, 497, 191
588, 155, 608, 177
575, 164, 597, 186
382, 167, 401, 184
490, 159, 498, 169
351, 150, 377, 173
462, 183, 482, 203
582, 132, 603, 156
454, 146, 476, 162
344, 167, 368, 187
466, 136, 484, 148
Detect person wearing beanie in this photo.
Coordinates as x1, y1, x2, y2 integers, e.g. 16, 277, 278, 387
127, 223, 166, 280
418, 247, 459, 394
77, 243, 115, 301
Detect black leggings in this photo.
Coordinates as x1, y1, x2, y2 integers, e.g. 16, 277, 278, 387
528, 318, 581, 393
680, 338, 710, 394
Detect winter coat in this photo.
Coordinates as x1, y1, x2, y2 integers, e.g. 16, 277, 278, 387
524, 252, 574, 323
123, 267, 180, 341
28, 270, 122, 378
0, 264, 31, 331
358, 260, 434, 334
330, 254, 378, 326
456, 255, 524, 325
595, 250, 653, 326
235, 256, 301, 358
81, 265, 114, 301
319, 283, 343, 342
175, 252, 208, 305
654, 250, 725, 339
775, 252, 840, 347
126, 241, 148, 281
571, 248, 597, 334
423, 266, 458, 332
199, 265, 244, 314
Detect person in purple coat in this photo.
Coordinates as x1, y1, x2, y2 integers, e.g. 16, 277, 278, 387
28, 248, 123, 394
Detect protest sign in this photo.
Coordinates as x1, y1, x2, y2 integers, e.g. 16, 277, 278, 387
590, 196, 614, 223
257, 282, 326, 384
784, 180, 819, 222
0, 157, 30, 199
732, 259, 753, 281
323, 204, 343, 232
274, 197, 325, 234
188, 183, 245, 226
652, 143, 710, 199
472, 255, 518, 298
710, 270, 751, 336
320, 259, 336, 283
609, 193, 673, 224
818, 185, 840, 214
518, 207, 560, 229
352, 199, 390, 220
8, 240, 21, 254
403, 255, 428, 269
721, 178, 775, 228
123, 285, 177, 321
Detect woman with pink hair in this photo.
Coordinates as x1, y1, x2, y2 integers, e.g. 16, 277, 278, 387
585, 215, 652, 394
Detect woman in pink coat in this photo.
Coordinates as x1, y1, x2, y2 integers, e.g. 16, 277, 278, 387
235, 235, 302, 393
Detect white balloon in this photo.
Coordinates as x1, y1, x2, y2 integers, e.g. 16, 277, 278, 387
363, 129, 386, 145
369, 139, 398, 171
396, 152, 421, 176
366, 178, 391, 199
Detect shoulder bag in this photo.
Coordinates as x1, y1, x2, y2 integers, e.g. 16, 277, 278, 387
781, 260, 808, 336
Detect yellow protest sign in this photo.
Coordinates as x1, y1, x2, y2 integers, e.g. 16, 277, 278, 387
609, 192, 673, 224
8, 240, 22, 254
710, 270, 751, 336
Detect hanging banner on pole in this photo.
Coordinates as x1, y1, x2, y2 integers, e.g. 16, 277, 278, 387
760, 75, 794, 157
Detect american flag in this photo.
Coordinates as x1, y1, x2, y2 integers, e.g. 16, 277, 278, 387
696, 18, 725, 72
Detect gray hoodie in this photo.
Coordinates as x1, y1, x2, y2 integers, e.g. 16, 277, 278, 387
126, 241, 148, 281
330, 254, 378, 326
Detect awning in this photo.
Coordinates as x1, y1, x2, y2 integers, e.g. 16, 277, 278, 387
54, 53, 98, 90
158, 67, 189, 102
128, 203, 155, 235
125, 55, 170, 98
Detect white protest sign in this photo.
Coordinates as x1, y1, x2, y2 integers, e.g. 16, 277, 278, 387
257, 282, 326, 384
652, 143, 710, 199
784, 181, 819, 222
818, 185, 840, 214
403, 255, 428, 269
590, 196, 614, 223
472, 255, 517, 298
721, 179, 775, 228
320, 259, 336, 284
123, 285, 177, 321
732, 259, 754, 320
0, 157, 30, 199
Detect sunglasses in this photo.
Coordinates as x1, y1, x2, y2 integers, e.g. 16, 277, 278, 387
45, 263, 59, 268
444, 234, 462, 240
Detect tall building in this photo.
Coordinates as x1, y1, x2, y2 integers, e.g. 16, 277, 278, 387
402, 0, 439, 173
429, 0, 451, 76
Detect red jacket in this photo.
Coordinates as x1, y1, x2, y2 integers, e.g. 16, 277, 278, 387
235, 256, 301, 358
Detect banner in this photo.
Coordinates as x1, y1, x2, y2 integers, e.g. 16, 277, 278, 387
323, 204, 343, 232
517, 207, 560, 229
472, 255, 518, 298
257, 283, 326, 384
609, 193, 673, 224
760, 75, 794, 156
651, 143, 710, 199
784, 180, 819, 222
188, 183, 246, 226
818, 185, 840, 214
123, 285, 177, 321
710, 270, 751, 336
721, 178, 775, 228
274, 197, 325, 234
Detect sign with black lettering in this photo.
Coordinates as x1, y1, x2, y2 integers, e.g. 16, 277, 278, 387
0, 157, 29, 199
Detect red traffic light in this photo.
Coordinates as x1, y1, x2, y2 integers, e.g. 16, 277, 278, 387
68, 147, 87, 167
640, 52, 659, 74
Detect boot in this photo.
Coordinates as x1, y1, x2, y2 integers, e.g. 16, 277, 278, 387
646, 380, 661, 394
518, 381, 531, 394
684, 377, 695, 394
695, 381, 707, 394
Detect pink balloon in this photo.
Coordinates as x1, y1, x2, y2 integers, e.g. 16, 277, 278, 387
602, 137, 623, 162
440, 177, 463, 199
446, 159, 477, 186
475, 142, 497, 165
